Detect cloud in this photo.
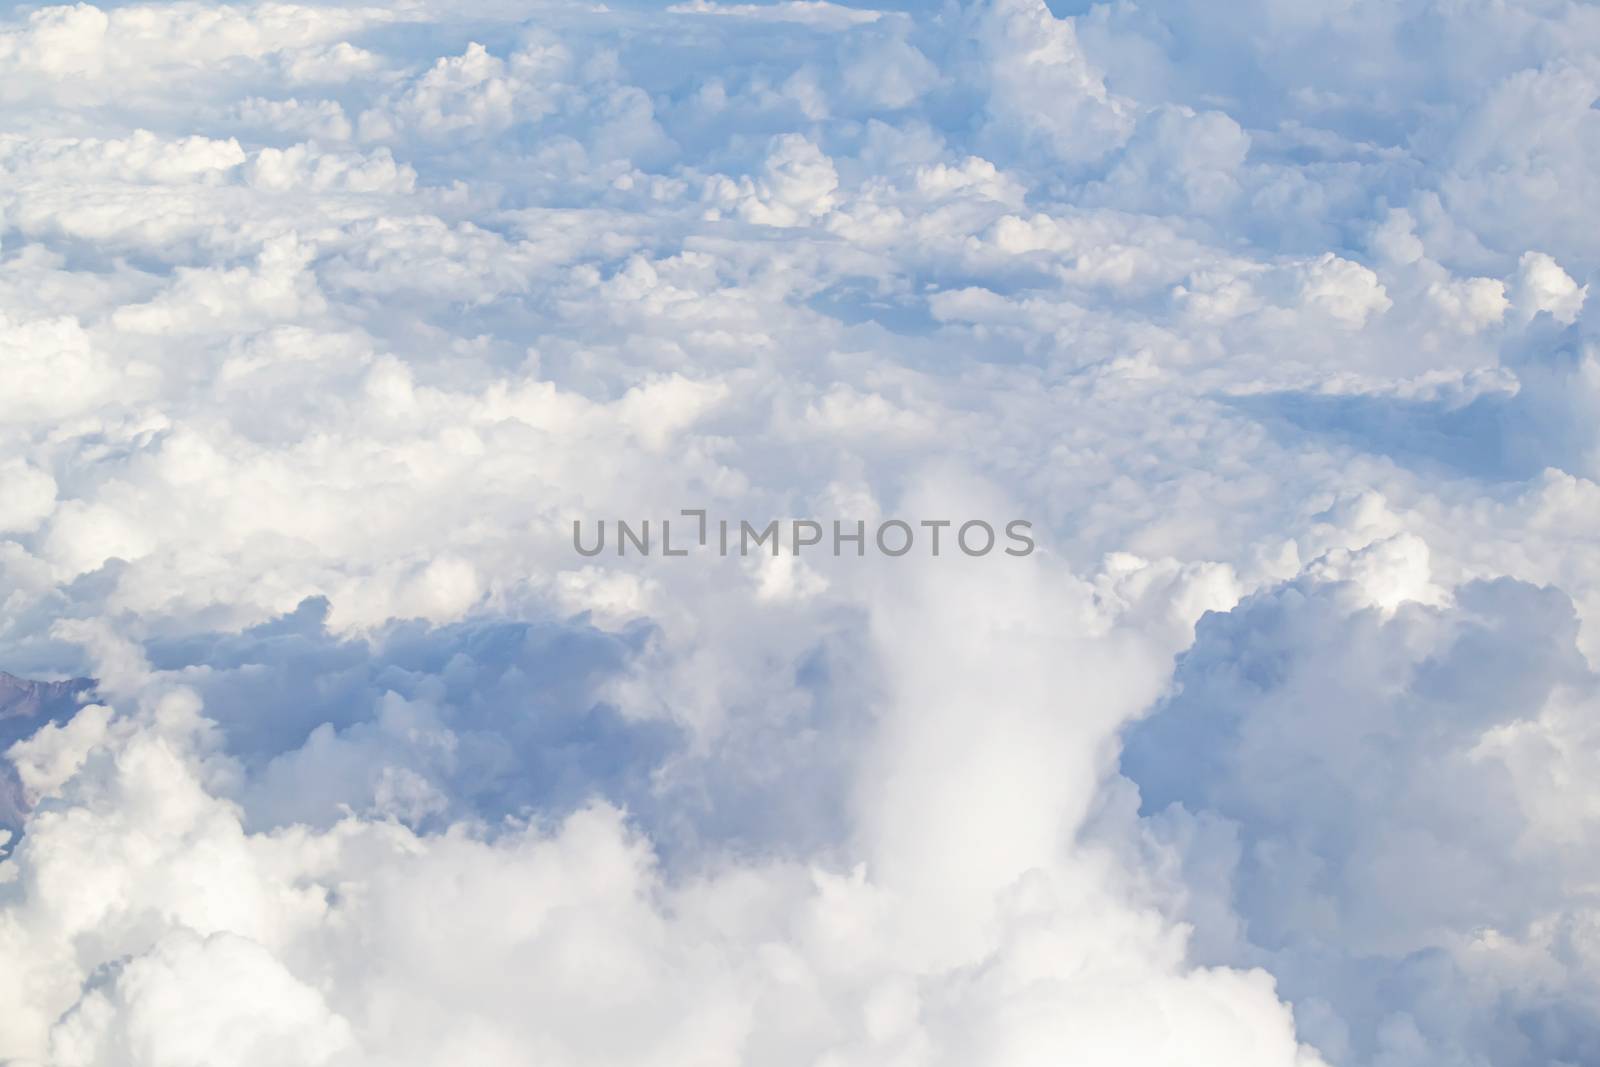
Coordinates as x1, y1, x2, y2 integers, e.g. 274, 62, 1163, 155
48, 929, 356, 1067
0, 0, 1598, 1063
0, 575, 1330, 1066
1121, 574, 1600, 1065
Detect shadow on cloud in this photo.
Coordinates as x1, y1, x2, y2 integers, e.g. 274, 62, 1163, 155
1230, 318, 1600, 485
135, 597, 681, 834
1119, 575, 1600, 1066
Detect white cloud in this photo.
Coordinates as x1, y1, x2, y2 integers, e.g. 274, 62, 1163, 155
1, 0, 1599, 1063
1295, 253, 1392, 327
1510, 250, 1588, 325
1122, 574, 1600, 1065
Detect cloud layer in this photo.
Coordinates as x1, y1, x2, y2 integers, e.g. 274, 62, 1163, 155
1, 0, 1598, 1063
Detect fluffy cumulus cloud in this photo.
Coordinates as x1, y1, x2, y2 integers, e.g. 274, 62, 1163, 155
1119, 577, 1600, 1063
0, 0, 1597, 1063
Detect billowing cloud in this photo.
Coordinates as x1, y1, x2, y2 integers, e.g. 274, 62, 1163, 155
1121, 574, 1600, 1065
0, 0, 1597, 1063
